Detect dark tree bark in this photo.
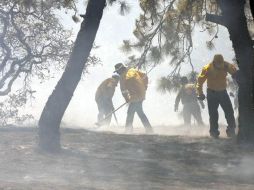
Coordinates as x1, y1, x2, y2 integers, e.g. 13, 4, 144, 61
249, 0, 254, 19
38, 0, 106, 152
207, 0, 254, 143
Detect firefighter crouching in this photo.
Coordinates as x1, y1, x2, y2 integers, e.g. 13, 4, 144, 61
95, 74, 120, 126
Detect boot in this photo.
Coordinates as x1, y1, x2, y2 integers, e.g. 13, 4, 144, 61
226, 127, 236, 138
210, 130, 220, 139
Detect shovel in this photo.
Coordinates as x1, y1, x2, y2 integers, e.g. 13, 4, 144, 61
95, 102, 127, 128
113, 112, 119, 126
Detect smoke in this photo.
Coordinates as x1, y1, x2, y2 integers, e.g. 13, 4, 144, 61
25, 61, 232, 138
20, 0, 235, 134
228, 156, 254, 180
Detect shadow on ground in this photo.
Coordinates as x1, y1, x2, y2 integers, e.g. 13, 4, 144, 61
0, 127, 253, 190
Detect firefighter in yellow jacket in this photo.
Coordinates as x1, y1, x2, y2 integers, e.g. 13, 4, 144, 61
196, 54, 237, 138
95, 74, 119, 126
114, 63, 153, 133
175, 77, 204, 126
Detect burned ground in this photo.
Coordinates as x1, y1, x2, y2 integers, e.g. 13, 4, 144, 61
0, 127, 253, 190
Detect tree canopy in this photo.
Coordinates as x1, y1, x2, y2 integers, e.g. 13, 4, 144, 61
0, 0, 74, 96
120, 0, 254, 94
122, 0, 253, 72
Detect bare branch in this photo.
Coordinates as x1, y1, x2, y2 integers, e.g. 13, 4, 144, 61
205, 13, 227, 26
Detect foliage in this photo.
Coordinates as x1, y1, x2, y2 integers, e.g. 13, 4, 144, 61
0, 1, 74, 96
0, 0, 72, 126
0, 89, 33, 127
122, 0, 253, 72
157, 71, 198, 94
121, 0, 254, 96
122, 0, 215, 69
157, 75, 181, 94
0, 0, 104, 126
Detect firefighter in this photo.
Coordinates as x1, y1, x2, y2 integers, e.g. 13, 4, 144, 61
196, 54, 237, 138
174, 76, 205, 126
95, 74, 120, 126
114, 63, 153, 133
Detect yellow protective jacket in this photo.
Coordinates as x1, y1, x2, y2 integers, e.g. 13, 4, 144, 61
196, 62, 237, 95
175, 84, 198, 106
120, 68, 148, 102
95, 78, 117, 102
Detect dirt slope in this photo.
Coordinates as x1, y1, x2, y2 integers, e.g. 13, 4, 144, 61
0, 127, 253, 190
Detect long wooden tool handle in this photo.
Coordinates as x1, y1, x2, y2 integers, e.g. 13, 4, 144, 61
97, 102, 127, 124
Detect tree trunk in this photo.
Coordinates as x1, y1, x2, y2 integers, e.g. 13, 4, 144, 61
38, 0, 106, 152
213, 0, 254, 143
249, 0, 254, 19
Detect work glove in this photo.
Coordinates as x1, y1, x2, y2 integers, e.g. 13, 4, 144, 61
197, 94, 206, 101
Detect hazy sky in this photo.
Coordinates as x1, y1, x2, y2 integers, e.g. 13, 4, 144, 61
24, 1, 236, 130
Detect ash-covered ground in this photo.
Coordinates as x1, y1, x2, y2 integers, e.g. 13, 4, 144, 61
0, 126, 254, 190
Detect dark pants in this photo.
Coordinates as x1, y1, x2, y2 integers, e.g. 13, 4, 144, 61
207, 89, 236, 136
126, 101, 152, 130
96, 98, 114, 126
183, 102, 204, 125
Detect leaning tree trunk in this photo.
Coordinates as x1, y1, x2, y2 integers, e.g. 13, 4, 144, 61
249, 0, 254, 19
207, 0, 254, 143
38, 0, 106, 152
